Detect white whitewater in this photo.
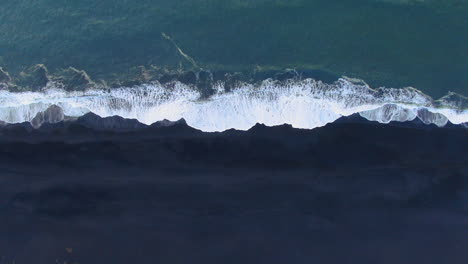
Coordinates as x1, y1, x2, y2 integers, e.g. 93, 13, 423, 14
0, 77, 466, 131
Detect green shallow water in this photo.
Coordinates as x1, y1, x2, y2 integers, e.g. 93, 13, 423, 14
0, 0, 467, 97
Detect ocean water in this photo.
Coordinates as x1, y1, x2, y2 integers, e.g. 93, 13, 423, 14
0, 0, 467, 97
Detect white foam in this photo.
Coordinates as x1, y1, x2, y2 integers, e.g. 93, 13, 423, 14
0, 78, 466, 131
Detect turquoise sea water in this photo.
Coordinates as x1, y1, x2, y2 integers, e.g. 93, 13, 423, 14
0, 0, 467, 97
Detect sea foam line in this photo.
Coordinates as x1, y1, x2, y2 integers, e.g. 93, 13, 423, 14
0, 78, 466, 131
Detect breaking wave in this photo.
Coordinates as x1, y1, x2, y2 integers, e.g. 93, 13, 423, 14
0, 77, 466, 131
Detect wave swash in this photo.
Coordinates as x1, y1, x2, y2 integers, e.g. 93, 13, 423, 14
0, 77, 467, 131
